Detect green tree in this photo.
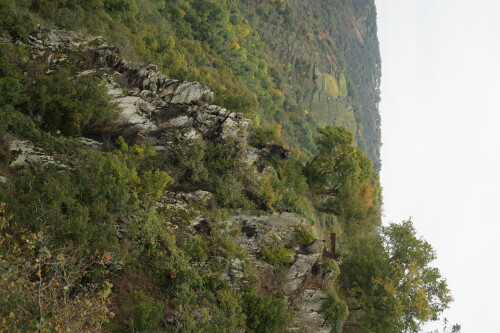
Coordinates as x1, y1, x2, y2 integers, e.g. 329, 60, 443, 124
379, 221, 453, 332
305, 126, 380, 218
343, 221, 453, 333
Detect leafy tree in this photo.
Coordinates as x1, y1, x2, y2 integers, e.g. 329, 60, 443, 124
342, 221, 453, 333
380, 221, 453, 332
305, 126, 380, 219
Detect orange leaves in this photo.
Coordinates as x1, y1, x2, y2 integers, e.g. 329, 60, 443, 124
269, 88, 284, 96
359, 182, 374, 207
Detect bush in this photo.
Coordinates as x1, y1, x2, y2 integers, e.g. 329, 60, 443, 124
321, 258, 340, 280
294, 226, 315, 247
0, 203, 113, 332
2, 147, 171, 250
28, 70, 116, 136
261, 244, 294, 267
320, 290, 348, 325
242, 290, 292, 333
0, 0, 34, 41
124, 291, 165, 332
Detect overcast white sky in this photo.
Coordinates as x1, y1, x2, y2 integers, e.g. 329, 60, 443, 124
376, 0, 500, 331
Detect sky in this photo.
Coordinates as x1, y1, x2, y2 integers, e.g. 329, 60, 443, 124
376, 0, 500, 331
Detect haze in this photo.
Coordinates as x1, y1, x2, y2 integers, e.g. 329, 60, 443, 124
376, 0, 500, 331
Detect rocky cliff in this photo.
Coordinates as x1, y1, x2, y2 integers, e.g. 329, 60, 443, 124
1, 26, 339, 332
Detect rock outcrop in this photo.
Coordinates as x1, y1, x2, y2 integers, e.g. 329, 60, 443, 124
4, 26, 333, 332
226, 213, 334, 333
8, 138, 66, 170
22, 26, 247, 148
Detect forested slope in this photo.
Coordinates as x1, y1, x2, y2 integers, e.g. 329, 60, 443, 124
1, 0, 381, 166
0, 1, 454, 332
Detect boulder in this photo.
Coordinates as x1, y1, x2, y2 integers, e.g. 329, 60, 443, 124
9, 139, 61, 169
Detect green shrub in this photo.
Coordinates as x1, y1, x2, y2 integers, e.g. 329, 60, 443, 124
242, 290, 292, 333
321, 258, 340, 280
124, 291, 165, 332
320, 290, 348, 326
261, 244, 294, 267
0, 0, 33, 41
294, 226, 315, 247
28, 70, 116, 136
0, 203, 113, 332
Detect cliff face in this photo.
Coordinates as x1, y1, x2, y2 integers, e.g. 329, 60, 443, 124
1, 26, 337, 332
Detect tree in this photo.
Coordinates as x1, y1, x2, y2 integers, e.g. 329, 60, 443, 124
305, 126, 380, 218
427, 318, 461, 333
379, 221, 453, 332
342, 220, 452, 333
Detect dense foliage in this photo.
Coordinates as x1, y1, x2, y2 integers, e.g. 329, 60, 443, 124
0, 1, 456, 332
0, 0, 382, 164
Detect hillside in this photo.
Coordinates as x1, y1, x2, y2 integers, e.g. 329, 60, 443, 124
0, 1, 452, 332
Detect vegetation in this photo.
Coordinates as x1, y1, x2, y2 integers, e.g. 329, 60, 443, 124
294, 225, 315, 247
0, 1, 456, 332
242, 289, 293, 333
261, 244, 295, 267
321, 290, 349, 327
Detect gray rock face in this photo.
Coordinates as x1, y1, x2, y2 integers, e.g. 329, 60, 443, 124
284, 254, 320, 296
9, 139, 64, 169
289, 288, 332, 333
306, 239, 326, 254
21, 26, 244, 146
227, 213, 333, 333
85, 81, 159, 143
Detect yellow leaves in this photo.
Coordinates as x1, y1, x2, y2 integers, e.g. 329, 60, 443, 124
258, 172, 281, 212
234, 25, 251, 38
269, 88, 284, 96
272, 123, 282, 138
413, 288, 431, 321
133, 146, 145, 155
230, 42, 241, 50
177, 7, 186, 19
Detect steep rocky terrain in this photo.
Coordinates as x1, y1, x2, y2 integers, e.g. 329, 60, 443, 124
1, 26, 340, 332
0, 2, 459, 332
